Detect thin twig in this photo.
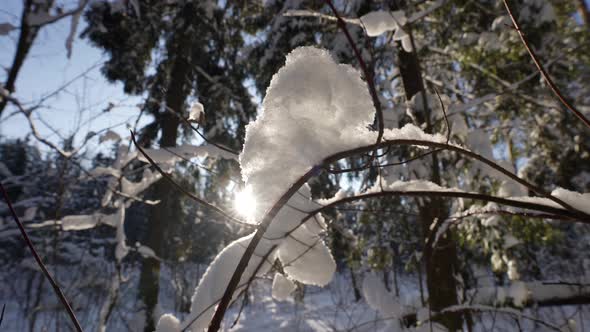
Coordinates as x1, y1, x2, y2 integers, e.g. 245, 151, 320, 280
230, 245, 277, 328
426, 304, 562, 332
129, 131, 251, 228
326, 139, 581, 214
146, 97, 239, 155
0, 304, 5, 328
329, 87, 451, 174
284, 0, 446, 25
324, 0, 384, 148
433, 87, 451, 143
0, 183, 83, 332
183, 246, 278, 331
274, 188, 585, 242
502, 0, 590, 129
206, 167, 318, 332
206, 135, 590, 332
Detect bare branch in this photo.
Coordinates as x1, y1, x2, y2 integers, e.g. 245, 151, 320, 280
207, 135, 590, 331
271, 188, 583, 242
502, 0, 590, 129
130, 131, 252, 228
0, 183, 83, 332
183, 246, 278, 331
324, 0, 384, 147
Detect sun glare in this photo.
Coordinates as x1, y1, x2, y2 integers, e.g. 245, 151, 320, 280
234, 186, 257, 222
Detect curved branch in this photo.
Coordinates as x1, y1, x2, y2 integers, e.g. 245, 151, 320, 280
270, 188, 585, 241
206, 167, 317, 331
324, 138, 582, 214
147, 97, 239, 155
183, 245, 277, 331
324, 0, 384, 148
207, 136, 590, 331
502, 0, 590, 130
0, 183, 83, 332
130, 131, 252, 228
425, 305, 562, 332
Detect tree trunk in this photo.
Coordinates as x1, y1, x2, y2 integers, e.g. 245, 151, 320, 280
395, 28, 462, 330
137, 42, 187, 332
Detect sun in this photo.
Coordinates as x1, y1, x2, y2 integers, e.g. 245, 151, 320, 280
234, 186, 257, 222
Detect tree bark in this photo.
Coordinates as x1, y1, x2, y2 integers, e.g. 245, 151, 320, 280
137, 9, 190, 328
394, 25, 462, 330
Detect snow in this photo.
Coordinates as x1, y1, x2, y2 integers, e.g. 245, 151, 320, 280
167, 46, 496, 331
170, 47, 384, 330
509, 281, 529, 307
89, 166, 122, 178
367, 178, 461, 195
41, 210, 120, 231
155, 314, 180, 332
359, 11, 412, 51
99, 130, 122, 143
239, 47, 375, 222
449, 114, 468, 137
96, 146, 138, 207
271, 273, 296, 301
498, 179, 526, 197
469, 281, 530, 307
362, 273, 402, 318
277, 220, 335, 286
414, 322, 447, 332
121, 169, 161, 197
491, 252, 503, 272
0, 161, 12, 177
505, 188, 590, 216
416, 307, 430, 323
506, 196, 562, 210
551, 187, 590, 215
136, 243, 158, 260
21, 207, 37, 222
382, 123, 449, 145
179, 234, 276, 332
65, 0, 84, 58
114, 205, 128, 262
62, 214, 107, 230
225, 273, 405, 331
491, 16, 511, 31
506, 259, 520, 281
360, 11, 407, 37
138, 144, 236, 170
316, 188, 347, 205
188, 102, 205, 123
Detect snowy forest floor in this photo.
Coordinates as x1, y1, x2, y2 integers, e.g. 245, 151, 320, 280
1, 258, 588, 331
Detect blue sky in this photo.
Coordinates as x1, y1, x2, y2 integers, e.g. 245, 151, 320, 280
0, 0, 146, 155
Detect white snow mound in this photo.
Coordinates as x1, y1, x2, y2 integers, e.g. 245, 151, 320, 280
240, 46, 375, 222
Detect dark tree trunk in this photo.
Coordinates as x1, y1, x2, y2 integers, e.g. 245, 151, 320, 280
137, 26, 188, 332
350, 267, 362, 302
394, 28, 462, 330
